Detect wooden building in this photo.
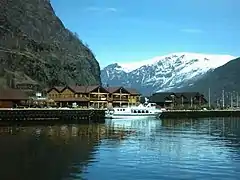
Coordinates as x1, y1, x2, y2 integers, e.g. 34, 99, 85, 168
149, 92, 207, 109
106, 87, 140, 107
0, 88, 29, 108
45, 85, 141, 108
46, 85, 110, 108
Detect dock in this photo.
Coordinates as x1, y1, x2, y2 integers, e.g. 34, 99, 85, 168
161, 109, 240, 119
0, 108, 106, 124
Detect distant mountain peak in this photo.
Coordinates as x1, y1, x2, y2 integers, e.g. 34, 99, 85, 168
101, 52, 236, 95
103, 52, 235, 73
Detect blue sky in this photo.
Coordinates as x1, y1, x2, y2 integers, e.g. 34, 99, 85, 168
51, 0, 240, 68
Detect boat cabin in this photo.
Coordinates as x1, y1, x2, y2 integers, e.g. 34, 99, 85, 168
113, 107, 154, 114
131, 109, 150, 114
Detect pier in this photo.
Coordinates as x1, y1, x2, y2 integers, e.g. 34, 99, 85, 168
0, 108, 105, 124
161, 109, 240, 119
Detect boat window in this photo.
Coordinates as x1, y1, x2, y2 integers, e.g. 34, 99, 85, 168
134, 110, 137, 113
138, 110, 141, 113
142, 110, 145, 113
146, 110, 149, 113
117, 109, 119, 111
123, 109, 125, 111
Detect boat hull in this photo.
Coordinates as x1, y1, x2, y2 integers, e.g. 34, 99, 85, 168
105, 113, 161, 119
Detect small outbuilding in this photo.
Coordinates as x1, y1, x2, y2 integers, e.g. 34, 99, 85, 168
0, 88, 29, 108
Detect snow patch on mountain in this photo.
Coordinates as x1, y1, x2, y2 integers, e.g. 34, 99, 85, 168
118, 52, 234, 73
118, 56, 164, 72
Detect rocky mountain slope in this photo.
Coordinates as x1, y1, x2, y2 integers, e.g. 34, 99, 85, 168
101, 53, 235, 95
0, 0, 101, 89
178, 57, 240, 104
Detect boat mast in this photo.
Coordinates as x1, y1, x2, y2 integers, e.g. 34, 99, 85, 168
237, 92, 239, 107
208, 87, 211, 108
222, 89, 225, 109
190, 97, 193, 108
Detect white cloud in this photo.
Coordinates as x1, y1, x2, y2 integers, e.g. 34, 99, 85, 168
85, 7, 117, 13
180, 28, 204, 33
105, 7, 117, 12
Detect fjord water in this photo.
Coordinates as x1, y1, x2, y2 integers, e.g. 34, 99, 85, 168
0, 118, 240, 180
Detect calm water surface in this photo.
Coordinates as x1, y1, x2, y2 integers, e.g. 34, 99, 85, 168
0, 117, 240, 180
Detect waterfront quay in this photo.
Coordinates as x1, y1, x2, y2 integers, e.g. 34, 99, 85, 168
0, 108, 105, 124
161, 109, 240, 119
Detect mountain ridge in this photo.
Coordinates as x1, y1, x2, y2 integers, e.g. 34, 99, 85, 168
101, 52, 236, 95
105, 52, 235, 73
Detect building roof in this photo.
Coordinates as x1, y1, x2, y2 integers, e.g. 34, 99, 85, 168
45, 86, 65, 93
150, 92, 174, 102
69, 85, 102, 93
54, 86, 65, 92
174, 92, 201, 99
15, 80, 39, 85
105, 87, 120, 93
67, 85, 86, 93
105, 86, 140, 95
125, 88, 141, 95
85, 85, 101, 93
46, 85, 141, 95
0, 88, 29, 100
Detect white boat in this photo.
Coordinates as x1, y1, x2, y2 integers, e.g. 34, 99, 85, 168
105, 103, 162, 119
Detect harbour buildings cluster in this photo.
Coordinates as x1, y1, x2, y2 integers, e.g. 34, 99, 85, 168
0, 78, 211, 110
45, 85, 141, 108
0, 85, 141, 109
0, 82, 208, 110
3, 84, 240, 121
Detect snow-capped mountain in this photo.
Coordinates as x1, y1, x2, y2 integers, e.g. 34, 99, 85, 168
101, 52, 236, 95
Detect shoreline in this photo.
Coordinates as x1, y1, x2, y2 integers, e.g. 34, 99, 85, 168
161, 109, 240, 118
0, 108, 106, 124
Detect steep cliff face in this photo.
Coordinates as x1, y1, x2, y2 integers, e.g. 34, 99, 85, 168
0, 0, 101, 88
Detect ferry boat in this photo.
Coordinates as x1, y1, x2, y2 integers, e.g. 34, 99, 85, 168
105, 103, 162, 119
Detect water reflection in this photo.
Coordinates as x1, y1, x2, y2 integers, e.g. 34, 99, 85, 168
0, 118, 240, 180
0, 124, 132, 180
85, 118, 240, 180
